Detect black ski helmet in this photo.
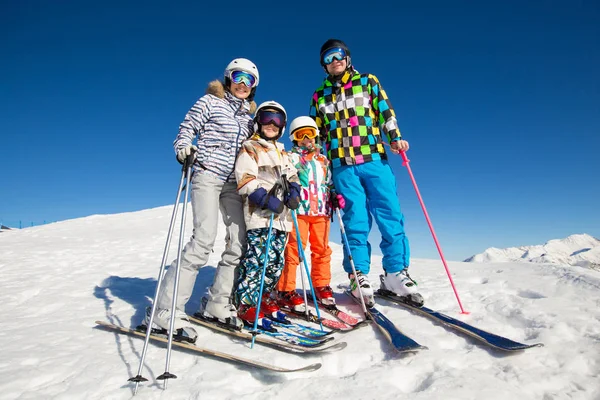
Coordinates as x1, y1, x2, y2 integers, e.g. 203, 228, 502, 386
319, 38, 352, 69
254, 101, 287, 141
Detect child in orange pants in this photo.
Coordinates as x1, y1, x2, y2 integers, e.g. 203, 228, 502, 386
275, 116, 345, 311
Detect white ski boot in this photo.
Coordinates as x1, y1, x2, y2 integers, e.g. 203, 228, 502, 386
144, 307, 198, 343
381, 269, 424, 307
349, 272, 375, 307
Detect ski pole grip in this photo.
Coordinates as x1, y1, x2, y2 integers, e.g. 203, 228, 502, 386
400, 151, 410, 166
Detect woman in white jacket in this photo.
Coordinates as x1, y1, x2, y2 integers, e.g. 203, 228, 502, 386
145, 58, 259, 340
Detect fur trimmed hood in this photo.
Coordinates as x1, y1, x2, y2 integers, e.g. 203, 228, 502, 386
206, 80, 257, 114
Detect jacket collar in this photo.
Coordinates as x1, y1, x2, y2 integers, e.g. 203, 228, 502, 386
324, 69, 356, 87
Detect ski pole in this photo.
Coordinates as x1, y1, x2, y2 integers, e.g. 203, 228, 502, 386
159, 153, 195, 387
335, 209, 370, 320
250, 213, 275, 349
399, 150, 468, 314
129, 154, 193, 394
279, 171, 324, 330
291, 210, 324, 331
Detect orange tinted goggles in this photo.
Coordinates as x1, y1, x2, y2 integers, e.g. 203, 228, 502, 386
292, 127, 318, 141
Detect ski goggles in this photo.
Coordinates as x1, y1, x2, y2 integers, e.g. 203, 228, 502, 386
292, 127, 318, 141
229, 70, 257, 88
321, 47, 347, 65
256, 110, 286, 128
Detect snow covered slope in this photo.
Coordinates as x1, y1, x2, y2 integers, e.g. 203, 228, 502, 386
0, 206, 599, 399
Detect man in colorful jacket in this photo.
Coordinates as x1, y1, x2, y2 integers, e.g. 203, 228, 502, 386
309, 39, 424, 308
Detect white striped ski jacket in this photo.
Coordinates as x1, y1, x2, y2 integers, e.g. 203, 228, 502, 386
174, 80, 256, 182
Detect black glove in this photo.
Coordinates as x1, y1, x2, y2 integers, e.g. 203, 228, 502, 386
248, 187, 284, 214
285, 182, 301, 210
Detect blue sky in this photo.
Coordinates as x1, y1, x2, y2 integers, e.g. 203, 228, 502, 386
1, 1, 598, 261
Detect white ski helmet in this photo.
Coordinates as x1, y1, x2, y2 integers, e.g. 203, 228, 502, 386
289, 116, 318, 142
224, 58, 260, 87
254, 100, 287, 140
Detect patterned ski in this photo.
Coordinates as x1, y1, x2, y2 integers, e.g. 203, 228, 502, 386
189, 315, 347, 353
95, 321, 322, 373
315, 303, 366, 327
375, 282, 543, 352
345, 291, 426, 354
283, 308, 356, 331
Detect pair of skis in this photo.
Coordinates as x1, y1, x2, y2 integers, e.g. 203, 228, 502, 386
188, 313, 345, 353
344, 275, 544, 353
96, 320, 322, 373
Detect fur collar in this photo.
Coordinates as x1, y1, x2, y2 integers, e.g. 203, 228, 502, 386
206, 80, 257, 114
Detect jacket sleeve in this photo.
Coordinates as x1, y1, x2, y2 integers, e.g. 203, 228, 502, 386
309, 92, 327, 141
235, 143, 260, 196
173, 95, 213, 153
324, 159, 334, 192
368, 74, 402, 143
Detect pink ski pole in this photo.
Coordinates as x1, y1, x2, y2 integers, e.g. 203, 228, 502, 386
400, 151, 469, 314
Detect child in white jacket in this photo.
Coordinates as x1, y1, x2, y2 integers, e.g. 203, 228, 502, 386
234, 101, 300, 328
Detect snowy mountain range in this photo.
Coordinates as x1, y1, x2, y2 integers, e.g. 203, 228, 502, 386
464, 234, 600, 270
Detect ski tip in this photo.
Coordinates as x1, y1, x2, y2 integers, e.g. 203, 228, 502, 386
504, 342, 544, 351
398, 345, 428, 354
331, 341, 348, 351
299, 362, 322, 372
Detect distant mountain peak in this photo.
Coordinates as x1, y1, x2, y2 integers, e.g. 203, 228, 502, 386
464, 234, 600, 270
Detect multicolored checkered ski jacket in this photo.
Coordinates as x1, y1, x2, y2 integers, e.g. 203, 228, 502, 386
309, 69, 401, 169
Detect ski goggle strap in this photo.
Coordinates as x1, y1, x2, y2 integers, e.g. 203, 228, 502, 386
230, 70, 257, 88
292, 127, 318, 141
256, 110, 286, 128
321, 47, 347, 65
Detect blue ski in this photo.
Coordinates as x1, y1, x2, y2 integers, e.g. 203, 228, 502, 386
189, 315, 345, 353
256, 326, 331, 346
375, 282, 543, 352
345, 290, 426, 353
268, 318, 333, 339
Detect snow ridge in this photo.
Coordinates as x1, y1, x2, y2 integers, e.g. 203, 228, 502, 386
465, 234, 600, 270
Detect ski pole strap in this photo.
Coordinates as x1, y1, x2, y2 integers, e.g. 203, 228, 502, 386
280, 174, 290, 196
268, 182, 283, 198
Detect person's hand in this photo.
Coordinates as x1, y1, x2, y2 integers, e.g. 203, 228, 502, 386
331, 193, 345, 210
285, 182, 301, 210
390, 140, 409, 154
176, 145, 198, 163
248, 188, 284, 214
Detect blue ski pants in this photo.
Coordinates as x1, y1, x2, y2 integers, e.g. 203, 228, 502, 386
332, 159, 410, 275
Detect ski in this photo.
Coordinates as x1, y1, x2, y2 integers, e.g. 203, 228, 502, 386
267, 316, 334, 338
375, 281, 544, 352
345, 291, 426, 353
189, 315, 347, 354
95, 320, 322, 373
313, 302, 366, 327
283, 308, 357, 331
